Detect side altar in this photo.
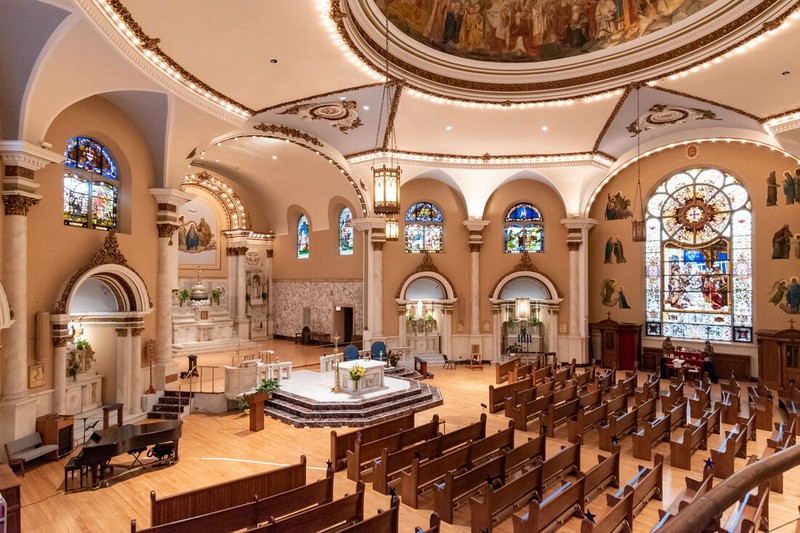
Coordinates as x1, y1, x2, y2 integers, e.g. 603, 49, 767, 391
338, 360, 385, 393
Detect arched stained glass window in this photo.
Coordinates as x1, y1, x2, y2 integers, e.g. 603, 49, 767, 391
405, 202, 443, 253
645, 168, 752, 343
297, 214, 310, 259
338, 207, 353, 255
504, 203, 544, 253
63, 137, 118, 230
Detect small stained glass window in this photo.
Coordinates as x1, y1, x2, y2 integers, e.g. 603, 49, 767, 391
405, 202, 443, 253
63, 137, 118, 231
504, 203, 543, 253
297, 214, 310, 259
645, 168, 751, 342
339, 207, 353, 256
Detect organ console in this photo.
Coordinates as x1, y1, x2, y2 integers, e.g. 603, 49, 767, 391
75, 419, 182, 488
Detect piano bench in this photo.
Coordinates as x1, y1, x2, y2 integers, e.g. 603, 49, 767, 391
64, 457, 88, 491
127, 447, 147, 467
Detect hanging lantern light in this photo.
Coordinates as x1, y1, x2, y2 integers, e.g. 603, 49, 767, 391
373, 164, 401, 215
384, 213, 399, 241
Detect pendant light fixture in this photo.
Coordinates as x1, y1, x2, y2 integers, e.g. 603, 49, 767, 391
631, 84, 646, 242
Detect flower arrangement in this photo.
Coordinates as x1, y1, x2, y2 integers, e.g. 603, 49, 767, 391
387, 351, 401, 367
349, 364, 366, 382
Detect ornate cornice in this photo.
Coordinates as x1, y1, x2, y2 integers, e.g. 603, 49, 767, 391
346, 149, 615, 169
253, 123, 323, 147
395, 252, 459, 299
4, 166, 35, 180
254, 82, 383, 114
54, 231, 153, 314
2, 195, 40, 216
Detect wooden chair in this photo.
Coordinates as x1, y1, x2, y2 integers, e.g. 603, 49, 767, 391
442, 354, 456, 370
469, 344, 483, 370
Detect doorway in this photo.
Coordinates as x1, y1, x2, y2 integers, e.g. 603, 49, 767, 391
334, 306, 354, 344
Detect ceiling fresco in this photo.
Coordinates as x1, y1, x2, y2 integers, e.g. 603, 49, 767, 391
377, 0, 718, 63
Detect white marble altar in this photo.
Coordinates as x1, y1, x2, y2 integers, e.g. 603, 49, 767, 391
338, 360, 385, 393
319, 352, 343, 373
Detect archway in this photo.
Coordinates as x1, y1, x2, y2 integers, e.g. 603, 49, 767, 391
490, 255, 563, 362
51, 233, 153, 416
395, 265, 457, 358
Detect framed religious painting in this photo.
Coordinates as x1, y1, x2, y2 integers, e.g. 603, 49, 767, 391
177, 197, 221, 269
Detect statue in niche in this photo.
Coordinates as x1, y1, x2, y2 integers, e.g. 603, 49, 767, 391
249, 274, 263, 301
766, 171, 778, 206
662, 336, 674, 357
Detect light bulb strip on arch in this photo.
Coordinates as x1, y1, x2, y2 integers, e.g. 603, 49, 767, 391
348, 149, 615, 169
321, 0, 800, 107
181, 172, 251, 230
585, 137, 800, 216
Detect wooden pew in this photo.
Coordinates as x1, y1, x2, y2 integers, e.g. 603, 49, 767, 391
132, 469, 334, 533
414, 513, 442, 533
669, 416, 708, 470
511, 476, 586, 533
469, 463, 544, 533
653, 466, 713, 529
616, 372, 637, 398
540, 397, 580, 437
595, 368, 615, 394
541, 443, 581, 488
399, 425, 515, 508
635, 397, 657, 428
509, 392, 554, 432
249, 481, 365, 533
148, 456, 309, 526
704, 402, 722, 435
760, 419, 796, 493
660, 381, 684, 414
574, 362, 597, 389
433, 435, 545, 524
631, 412, 672, 461
331, 413, 416, 470
489, 375, 534, 413
689, 382, 711, 420
710, 421, 749, 479
720, 483, 769, 533
567, 402, 608, 444
338, 494, 399, 533
582, 449, 621, 502
346, 415, 441, 481
372, 414, 487, 494
496, 357, 522, 384
598, 406, 638, 452
747, 385, 775, 432
606, 454, 663, 517
509, 362, 535, 384
578, 487, 633, 533
634, 374, 660, 405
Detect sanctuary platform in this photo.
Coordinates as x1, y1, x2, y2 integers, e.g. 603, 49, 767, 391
265, 366, 443, 428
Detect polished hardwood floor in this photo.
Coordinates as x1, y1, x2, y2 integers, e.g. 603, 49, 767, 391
14, 342, 800, 532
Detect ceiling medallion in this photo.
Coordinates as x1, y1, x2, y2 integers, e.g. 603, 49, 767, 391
676, 197, 713, 232
627, 105, 721, 136
278, 101, 363, 134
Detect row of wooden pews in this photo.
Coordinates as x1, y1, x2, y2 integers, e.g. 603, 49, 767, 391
598, 397, 657, 452
631, 401, 686, 461
711, 413, 757, 479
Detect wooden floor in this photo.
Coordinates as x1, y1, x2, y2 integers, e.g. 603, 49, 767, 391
15, 343, 800, 532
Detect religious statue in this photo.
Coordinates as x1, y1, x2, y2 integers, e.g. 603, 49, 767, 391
772, 224, 793, 259
783, 171, 796, 205
662, 336, 674, 357
766, 171, 778, 206
703, 340, 714, 361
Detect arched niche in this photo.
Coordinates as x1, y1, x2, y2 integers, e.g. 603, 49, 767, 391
395, 266, 457, 358
489, 258, 563, 361
51, 232, 153, 417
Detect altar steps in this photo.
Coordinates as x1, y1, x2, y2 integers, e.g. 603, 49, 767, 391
147, 391, 192, 420
264, 376, 443, 428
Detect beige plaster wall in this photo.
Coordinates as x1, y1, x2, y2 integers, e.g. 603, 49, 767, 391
27, 95, 159, 400
587, 141, 800, 348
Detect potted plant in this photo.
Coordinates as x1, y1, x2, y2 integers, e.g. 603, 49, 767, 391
254, 378, 280, 399
528, 316, 541, 327
178, 289, 190, 306
387, 351, 401, 368
210, 288, 222, 305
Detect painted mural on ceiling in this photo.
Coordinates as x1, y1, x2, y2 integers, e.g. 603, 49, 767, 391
377, 0, 717, 63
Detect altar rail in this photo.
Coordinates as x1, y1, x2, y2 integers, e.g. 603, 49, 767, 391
642, 348, 751, 380
177, 365, 221, 394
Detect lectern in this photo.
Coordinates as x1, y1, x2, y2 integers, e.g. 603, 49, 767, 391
247, 392, 267, 432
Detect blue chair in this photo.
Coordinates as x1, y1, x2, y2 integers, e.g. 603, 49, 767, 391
371, 341, 387, 361
343, 344, 360, 361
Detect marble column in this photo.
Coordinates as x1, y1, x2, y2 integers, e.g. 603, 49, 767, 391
560, 218, 598, 364
50, 318, 72, 415
463, 219, 489, 352
265, 234, 274, 337
129, 328, 143, 414
115, 328, 131, 409
225, 238, 250, 340
150, 189, 193, 389
352, 217, 386, 344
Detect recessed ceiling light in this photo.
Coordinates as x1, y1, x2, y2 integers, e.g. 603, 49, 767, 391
542, 126, 549, 131
362, 105, 370, 111
782, 71, 791, 76
272, 155, 278, 160
215, 159, 219, 162
339, 96, 346, 100
270, 59, 278, 64
445, 126, 453, 131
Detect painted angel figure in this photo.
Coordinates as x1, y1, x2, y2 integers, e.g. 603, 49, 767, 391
768, 279, 788, 306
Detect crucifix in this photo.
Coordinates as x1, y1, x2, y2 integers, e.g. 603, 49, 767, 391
195, 268, 203, 283
790, 318, 796, 330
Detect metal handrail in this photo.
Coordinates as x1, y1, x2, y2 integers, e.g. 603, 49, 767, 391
176, 364, 221, 395
657, 444, 800, 533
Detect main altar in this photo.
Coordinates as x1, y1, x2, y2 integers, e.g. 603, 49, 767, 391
338, 360, 385, 393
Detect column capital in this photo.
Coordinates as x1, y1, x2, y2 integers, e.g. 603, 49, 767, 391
559, 217, 599, 231
115, 328, 129, 337
149, 188, 195, 207
469, 242, 482, 252
157, 223, 178, 239
0, 140, 62, 171
372, 241, 385, 252
462, 219, 490, 233
131, 327, 144, 337
561, 217, 598, 248
352, 216, 386, 232
227, 246, 248, 256
2, 194, 40, 216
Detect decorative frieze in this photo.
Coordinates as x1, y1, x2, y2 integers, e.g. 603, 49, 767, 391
4, 166, 35, 180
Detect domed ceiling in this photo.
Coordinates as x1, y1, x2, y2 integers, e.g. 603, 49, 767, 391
342, 0, 795, 99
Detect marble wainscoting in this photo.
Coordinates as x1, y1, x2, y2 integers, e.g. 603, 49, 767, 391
273, 280, 363, 338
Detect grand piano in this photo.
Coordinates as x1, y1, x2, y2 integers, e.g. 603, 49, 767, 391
75, 419, 182, 488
